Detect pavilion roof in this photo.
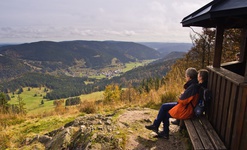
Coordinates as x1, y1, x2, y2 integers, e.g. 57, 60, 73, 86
182, 0, 247, 28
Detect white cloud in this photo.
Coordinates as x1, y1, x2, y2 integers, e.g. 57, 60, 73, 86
0, 0, 212, 43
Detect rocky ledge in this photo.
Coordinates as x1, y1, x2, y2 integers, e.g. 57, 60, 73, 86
27, 107, 187, 150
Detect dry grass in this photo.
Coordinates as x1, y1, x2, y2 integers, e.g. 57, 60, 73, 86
0, 112, 78, 149
78, 100, 97, 114
0, 78, 185, 149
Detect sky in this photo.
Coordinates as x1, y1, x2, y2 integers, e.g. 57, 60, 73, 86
0, 0, 212, 44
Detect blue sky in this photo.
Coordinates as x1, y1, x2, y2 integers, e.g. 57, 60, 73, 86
0, 0, 212, 43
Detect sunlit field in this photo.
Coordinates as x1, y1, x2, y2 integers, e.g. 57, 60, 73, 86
122, 59, 155, 72
8, 87, 54, 115
8, 87, 104, 115
88, 59, 156, 79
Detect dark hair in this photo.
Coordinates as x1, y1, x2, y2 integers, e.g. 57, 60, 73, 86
198, 69, 208, 82
186, 67, 198, 79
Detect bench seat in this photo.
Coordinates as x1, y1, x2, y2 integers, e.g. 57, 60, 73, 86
183, 116, 226, 150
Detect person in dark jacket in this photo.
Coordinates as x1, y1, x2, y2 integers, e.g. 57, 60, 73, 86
196, 69, 209, 114
197, 69, 208, 88
145, 67, 200, 139
171, 69, 209, 125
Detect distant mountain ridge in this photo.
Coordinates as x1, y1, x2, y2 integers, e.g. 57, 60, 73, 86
140, 42, 192, 57
0, 40, 160, 66
150, 51, 186, 65
0, 40, 161, 82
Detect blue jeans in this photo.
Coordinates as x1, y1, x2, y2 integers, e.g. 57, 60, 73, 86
153, 102, 177, 135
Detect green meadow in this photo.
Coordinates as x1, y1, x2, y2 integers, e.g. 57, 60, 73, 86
79, 91, 104, 102
88, 59, 155, 79
8, 87, 54, 115
8, 87, 104, 115
122, 59, 155, 72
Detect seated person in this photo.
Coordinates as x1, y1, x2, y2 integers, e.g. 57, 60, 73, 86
171, 69, 208, 125
145, 68, 208, 139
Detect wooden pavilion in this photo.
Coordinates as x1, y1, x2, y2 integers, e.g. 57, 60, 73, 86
181, 0, 247, 149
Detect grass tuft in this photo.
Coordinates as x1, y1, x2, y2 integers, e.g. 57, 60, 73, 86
160, 91, 178, 103
79, 100, 97, 114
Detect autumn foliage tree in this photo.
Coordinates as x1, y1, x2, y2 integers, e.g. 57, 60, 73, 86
165, 28, 241, 89
103, 84, 121, 104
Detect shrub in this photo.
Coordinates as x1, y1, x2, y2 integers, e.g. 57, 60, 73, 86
53, 99, 65, 114
65, 97, 81, 106
79, 101, 96, 114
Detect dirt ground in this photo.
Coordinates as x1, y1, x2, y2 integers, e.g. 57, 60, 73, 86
117, 108, 189, 150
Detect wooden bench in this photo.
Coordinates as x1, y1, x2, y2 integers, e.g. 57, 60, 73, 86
183, 116, 226, 150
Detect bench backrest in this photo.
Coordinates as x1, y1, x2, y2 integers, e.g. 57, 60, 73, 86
207, 67, 247, 150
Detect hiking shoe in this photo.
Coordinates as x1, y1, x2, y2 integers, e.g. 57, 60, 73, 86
145, 124, 158, 133
171, 119, 180, 126
154, 131, 169, 139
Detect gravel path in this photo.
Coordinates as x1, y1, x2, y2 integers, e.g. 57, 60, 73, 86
117, 108, 188, 150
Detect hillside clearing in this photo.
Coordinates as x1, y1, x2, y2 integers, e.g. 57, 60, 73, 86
8, 87, 104, 115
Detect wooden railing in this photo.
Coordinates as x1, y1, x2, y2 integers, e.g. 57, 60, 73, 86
207, 66, 247, 150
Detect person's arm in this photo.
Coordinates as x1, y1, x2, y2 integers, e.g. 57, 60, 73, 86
177, 85, 198, 105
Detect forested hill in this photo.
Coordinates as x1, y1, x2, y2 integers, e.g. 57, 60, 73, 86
0, 41, 160, 65
140, 42, 192, 57
0, 58, 177, 100
0, 40, 160, 82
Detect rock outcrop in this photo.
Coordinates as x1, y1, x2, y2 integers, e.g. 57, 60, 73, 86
28, 107, 186, 150
29, 113, 123, 150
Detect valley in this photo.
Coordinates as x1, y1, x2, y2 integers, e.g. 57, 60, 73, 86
0, 40, 191, 149
64, 59, 155, 79
0, 40, 186, 101
6, 59, 156, 115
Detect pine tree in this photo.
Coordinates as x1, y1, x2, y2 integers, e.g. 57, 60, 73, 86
0, 92, 9, 114
17, 95, 26, 115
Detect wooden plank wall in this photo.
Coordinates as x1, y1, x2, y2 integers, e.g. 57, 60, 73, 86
207, 67, 247, 149
231, 85, 247, 150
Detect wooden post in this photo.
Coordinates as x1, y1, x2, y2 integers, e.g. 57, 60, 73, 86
245, 61, 247, 82
241, 28, 247, 82
213, 25, 224, 68
240, 28, 247, 62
